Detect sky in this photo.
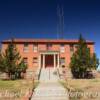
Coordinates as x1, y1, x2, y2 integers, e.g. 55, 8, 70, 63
0, 0, 100, 60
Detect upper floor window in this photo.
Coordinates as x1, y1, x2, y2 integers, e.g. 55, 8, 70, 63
60, 44, 65, 53
23, 43, 29, 52
33, 44, 38, 52
70, 44, 74, 57
47, 44, 52, 50
74, 44, 79, 48
23, 58, 28, 65
87, 47, 90, 52
70, 44, 74, 52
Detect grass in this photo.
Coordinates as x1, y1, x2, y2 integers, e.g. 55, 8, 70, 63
61, 78, 100, 100
0, 79, 39, 100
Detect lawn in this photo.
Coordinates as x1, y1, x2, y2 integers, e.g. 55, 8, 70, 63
61, 78, 100, 100
0, 79, 39, 100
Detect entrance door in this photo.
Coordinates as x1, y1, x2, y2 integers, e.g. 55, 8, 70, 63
45, 55, 54, 68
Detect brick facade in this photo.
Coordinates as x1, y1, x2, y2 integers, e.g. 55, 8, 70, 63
1, 39, 94, 79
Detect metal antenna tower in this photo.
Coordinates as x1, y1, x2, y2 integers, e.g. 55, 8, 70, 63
57, 5, 60, 39
57, 5, 64, 39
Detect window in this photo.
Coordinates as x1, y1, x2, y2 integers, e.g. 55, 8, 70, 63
23, 43, 29, 52
23, 58, 28, 65
33, 57, 38, 63
60, 44, 65, 53
70, 44, 74, 52
33, 44, 38, 52
70, 44, 74, 57
74, 44, 78, 48
60, 57, 65, 64
47, 44, 52, 50
87, 48, 90, 52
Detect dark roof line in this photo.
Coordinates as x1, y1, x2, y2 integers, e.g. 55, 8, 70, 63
2, 39, 94, 44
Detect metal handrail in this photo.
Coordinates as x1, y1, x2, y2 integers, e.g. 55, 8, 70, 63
49, 68, 50, 80
57, 68, 60, 78
38, 67, 42, 80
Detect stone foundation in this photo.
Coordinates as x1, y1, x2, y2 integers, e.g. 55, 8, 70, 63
25, 70, 36, 80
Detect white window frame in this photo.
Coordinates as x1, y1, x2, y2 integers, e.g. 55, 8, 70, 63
60, 44, 65, 53
60, 57, 65, 65
33, 57, 38, 63
23, 43, 29, 52
47, 43, 52, 50
33, 44, 38, 52
23, 58, 28, 65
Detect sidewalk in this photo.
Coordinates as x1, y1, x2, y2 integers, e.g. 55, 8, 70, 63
31, 68, 69, 100
31, 81, 69, 100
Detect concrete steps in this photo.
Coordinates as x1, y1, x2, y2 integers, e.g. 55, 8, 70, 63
40, 68, 59, 82
40, 68, 49, 81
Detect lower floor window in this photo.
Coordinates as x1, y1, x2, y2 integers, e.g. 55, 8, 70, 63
60, 57, 65, 64
33, 57, 38, 63
23, 58, 28, 65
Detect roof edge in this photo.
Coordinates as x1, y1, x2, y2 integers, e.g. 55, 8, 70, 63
1, 39, 95, 44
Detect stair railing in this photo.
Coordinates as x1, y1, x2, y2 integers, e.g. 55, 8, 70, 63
38, 67, 42, 80
49, 68, 50, 80
57, 68, 60, 79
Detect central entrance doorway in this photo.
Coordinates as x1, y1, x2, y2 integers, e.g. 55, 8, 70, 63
39, 52, 60, 69
45, 55, 54, 68
39, 52, 60, 81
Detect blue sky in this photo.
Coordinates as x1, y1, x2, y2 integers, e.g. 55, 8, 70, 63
0, 0, 100, 60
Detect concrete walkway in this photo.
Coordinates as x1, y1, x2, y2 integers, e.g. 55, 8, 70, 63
31, 82, 68, 100
31, 68, 69, 100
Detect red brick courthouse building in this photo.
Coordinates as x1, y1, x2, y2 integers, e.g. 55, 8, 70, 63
1, 39, 94, 79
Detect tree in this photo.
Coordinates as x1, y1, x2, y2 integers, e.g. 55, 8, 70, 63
0, 49, 5, 72
70, 34, 99, 78
91, 53, 99, 69
1, 39, 27, 80
16, 60, 27, 79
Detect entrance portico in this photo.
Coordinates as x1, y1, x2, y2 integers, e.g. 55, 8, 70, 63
39, 51, 60, 69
